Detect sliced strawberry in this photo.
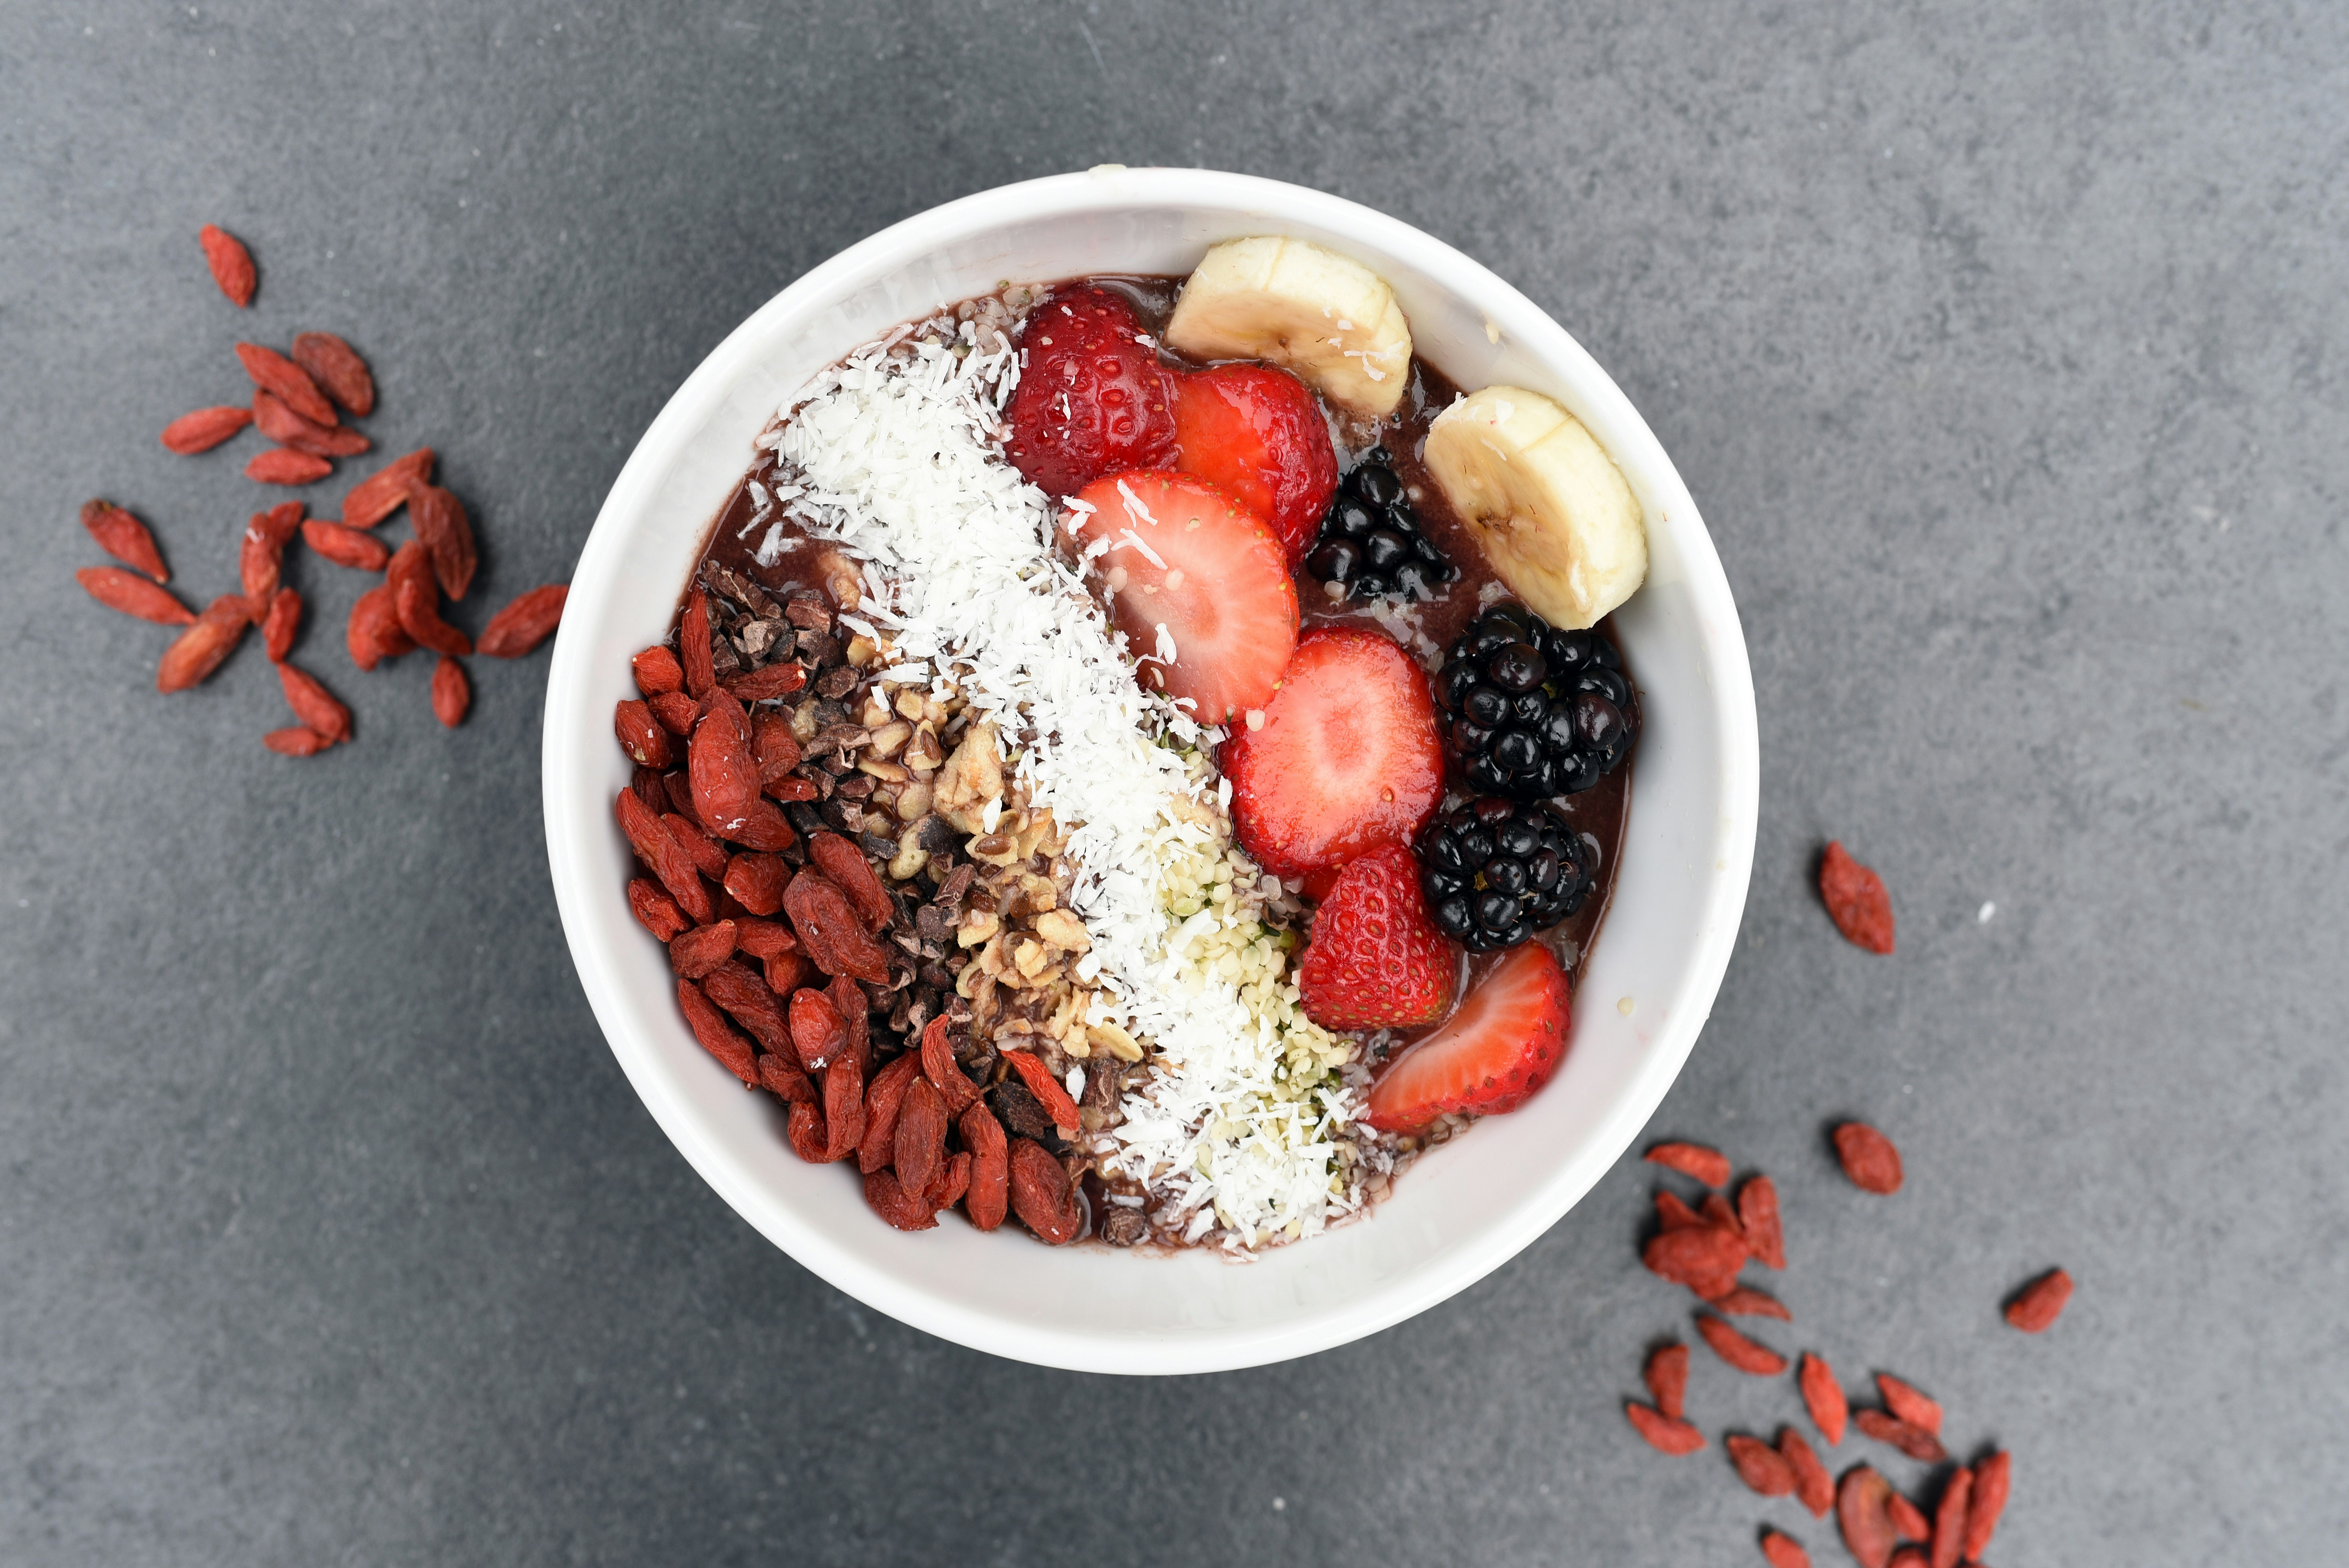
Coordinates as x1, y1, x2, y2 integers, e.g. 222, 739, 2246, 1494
1297, 843, 1459, 1030
1005, 286, 1178, 496
1219, 626, 1444, 878
1365, 942, 1572, 1130
1062, 470, 1297, 723
1173, 363, 1338, 566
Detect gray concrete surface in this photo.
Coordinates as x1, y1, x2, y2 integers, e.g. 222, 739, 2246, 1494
5, 4, 2344, 1564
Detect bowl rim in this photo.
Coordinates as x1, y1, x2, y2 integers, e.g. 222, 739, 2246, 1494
543, 167, 1758, 1373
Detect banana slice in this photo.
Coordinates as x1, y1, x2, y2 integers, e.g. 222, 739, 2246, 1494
1163, 237, 1412, 415
1422, 386, 1647, 630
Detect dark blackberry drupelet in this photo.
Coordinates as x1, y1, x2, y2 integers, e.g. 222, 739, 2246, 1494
1302, 449, 1460, 602
1415, 797, 1599, 951
1434, 603, 1639, 800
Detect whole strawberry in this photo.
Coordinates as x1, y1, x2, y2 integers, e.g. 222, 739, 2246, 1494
1297, 843, 1459, 1030
1005, 285, 1178, 495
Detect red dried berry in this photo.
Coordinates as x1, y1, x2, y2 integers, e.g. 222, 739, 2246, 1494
2005, 1266, 2073, 1332
758, 1045, 815, 1105
1642, 1342, 1688, 1420
828, 975, 869, 1078
80, 499, 169, 581
253, 389, 369, 458
1645, 1140, 1731, 1187
675, 977, 759, 1088
1727, 1433, 1796, 1496
960, 1102, 1009, 1231
616, 698, 672, 769
1930, 1465, 1971, 1568
862, 1167, 939, 1231
300, 518, 392, 571
77, 567, 192, 625
920, 1016, 982, 1115
1737, 1174, 1785, 1269
1695, 1311, 1787, 1376
1885, 1490, 1928, 1543
647, 691, 699, 736
667, 920, 737, 979
1819, 840, 1895, 953
1007, 1138, 1082, 1244
1851, 1408, 1947, 1464
431, 655, 469, 727
408, 485, 477, 600
156, 596, 249, 692
476, 584, 567, 657
806, 830, 893, 930
786, 986, 848, 1073
276, 662, 351, 745
733, 917, 798, 961
1837, 1465, 1896, 1568
234, 342, 337, 427
614, 788, 714, 926
1758, 1528, 1811, 1568
627, 878, 691, 942
262, 727, 330, 757
346, 582, 413, 670
1701, 1190, 1747, 1243
893, 1076, 948, 1200
680, 590, 716, 699
1641, 1224, 1746, 1300
700, 961, 793, 1061
1964, 1450, 2009, 1560
238, 502, 301, 617
389, 540, 472, 656
246, 446, 332, 486
1875, 1374, 1941, 1435
198, 225, 256, 306
1833, 1121, 1904, 1194
856, 1052, 924, 1174
161, 404, 255, 454
1623, 1402, 1704, 1455
289, 331, 374, 417
751, 713, 802, 785
1780, 1426, 1833, 1518
1799, 1352, 1848, 1446
722, 852, 790, 917
339, 448, 433, 529
818, 1057, 864, 1161
781, 871, 890, 984
262, 587, 301, 663
1886, 1549, 1927, 1568
689, 688, 763, 836
1002, 1048, 1081, 1130
633, 645, 684, 696
927, 1150, 971, 1213
1654, 1190, 1704, 1231
724, 662, 808, 702
1715, 1286, 1791, 1320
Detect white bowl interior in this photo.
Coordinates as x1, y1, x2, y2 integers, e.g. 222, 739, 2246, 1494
543, 169, 1757, 1374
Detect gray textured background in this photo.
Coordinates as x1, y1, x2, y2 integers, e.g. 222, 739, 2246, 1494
5, 3, 2344, 1564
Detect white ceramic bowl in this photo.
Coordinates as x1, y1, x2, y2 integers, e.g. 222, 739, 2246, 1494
543, 168, 1757, 1374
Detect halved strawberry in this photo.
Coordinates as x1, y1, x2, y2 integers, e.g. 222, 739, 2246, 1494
1062, 470, 1297, 723
1173, 363, 1338, 566
1219, 626, 1444, 878
1297, 843, 1458, 1030
1364, 942, 1572, 1130
1005, 286, 1178, 496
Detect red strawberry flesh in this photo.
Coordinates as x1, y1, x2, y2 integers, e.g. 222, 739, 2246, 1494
1365, 942, 1572, 1130
1297, 843, 1459, 1030
1172, 363, 1337, 567
1005, 286, 1178, 496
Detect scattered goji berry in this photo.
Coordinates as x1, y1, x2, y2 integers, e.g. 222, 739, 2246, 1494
1654, 1190, 1704, 1231
1645, 1140, 1731, 1186
1737, 1174, 1785, 1269
1886, 1548, 1927, 1568
675, 976, 758, 1089
431, 654, 469, 727
156, 595, 249, 692
1819, 840, 1895, 953
239, 502, 302, 617
1837, 1465, 1895, 1568
346, 581, 413, 670
614, 788, 714, 925
276, 661, 351, 744
2004, 1266, 2073, 1332
1623, 1402, 1704, 1455
781, 871, 890, 984
1875, 1373, 1941, 1435
1851, 1408, 1947, 1464
262, 726, 330, 757
1833, 1121, 1904, 1194
1715, 1285, 1790, 1320
79, 499, 169, 581
806, 830, 893, 930
476, 584, 566, 657
1779, 1426, 1833, 1518
1641, 1224, 1746, 1300
246, 446, 332, 486
1758, 1528, 1810, 1568
668, 920, 737, 980
253, 389, 369, 458
338, 448, 433, 528
1929, 1464, 1971, 1568
77, 567, 192, 625
1642, 1342, 1688, 1420
161, 404, 254, 454
1695, 1311, 1786, 1375
301, 517, 392, 571
893, 1075, 948, 1199
1701, 1190, 1746, 1242
233, 342, 337, 426
1727, 1432, 1795, 1496
960, 1102, 1009, 1231
1963, 1451, 2009, 1560
198, 225, 256, 306
389, 539, 472, 656
1886, 1489, 1929, 1542
1008, 1137, 1081, 1244
627, 878, 691, 942
262, 587, 301, 662
1002, 1048, 1081, 1129
290, 331, 374, 417
1799, 1352, 1848, 1445
408, 485, 477, 600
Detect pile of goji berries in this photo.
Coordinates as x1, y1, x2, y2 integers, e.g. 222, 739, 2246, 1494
70, 224, 568, 752
1618, 845, 2074, 1567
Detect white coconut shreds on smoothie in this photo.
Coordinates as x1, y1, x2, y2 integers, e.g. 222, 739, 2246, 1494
756, 312, 1373, 1247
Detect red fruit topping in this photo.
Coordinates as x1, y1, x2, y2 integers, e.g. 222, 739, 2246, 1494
1800, 1352, 1848, 1445
1624, 1402, 1704, 1455
1838, 1466, 1896, 1568
1780, 1427, 1834, 1517
1759, 1528, 1811, 1568
80, 500, 170, 582
1875, 1373, 1941, 1435
156, 596, 250, 692
290, 331, 375, 417
2005, 1266, 2073, 1331
1062, 470, 1296, 723
1930, 1466, 1972, 1568
1221, 626, 1444, 878
1645, 1140, 1731, 1187
1365, 941, 1570, 1130
1834, 1121, 1905, 1194
1727, 1433, 1796, 1496
1820, 840, 1895, 952
1738, 1174, 1786, 1269
1171, 362, 1337, 565
77, 567, 192, 625
161, 404, 254, 454
1964, 1451, 2010, 1560
1642, 1342, 1688, 1420
1852, 1409, 1947, 1463
1696, 1311, 1788, 1375
198, 225, 256, 307
1715, 1285, 1791, 1320
1885, 1491, 1930, 1543
1004, 285, 1177, 495
1296, 843, 1458, 1030
234, 342, 338, 428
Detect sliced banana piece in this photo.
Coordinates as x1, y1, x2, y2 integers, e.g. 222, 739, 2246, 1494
1422, 386, 1647, 630
1163, 236, 1412, 415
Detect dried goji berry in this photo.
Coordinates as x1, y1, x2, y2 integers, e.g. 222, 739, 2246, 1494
346, 581, 413, 670
663, 771, 698, 820
431, 655, 469, 727
1007, 1137, 1081, 1244
289, 331, 374, 417
246, 445, 333, 486
1727, 1433, 1795, 1496
1695, 1311, 1786, 1375
1701, 1191, 1747, 1244
787, 986, 848, 1073
476, 584, 567, 658
959, 1102, 1008, 1231
200, 225, 257, 306
1833, 1121, 1904, 1194
1642, 1342, 1688, 1420
647, 691, 699, 736
690, 689, 763, 836
253, 389, 369, 458
1851, 1409, 1946, 1464
1758, 1529, 1811, 1568
1780, 1427, 1833, 1518
234, 342, 336, 426
339, 448, 433, 528
262, 726, 330, 757
1624, 1402, 1704, 1455
157, 596, 249, 692
408, 485, 477, 600
676, 977, 758, 1089
927, 1151, 971, 1212
819, 1057, 864, 1161
615, 788, 714, 925
1963, 1451, 2009, 1560
2005, 1266, 2073, 1332
1819, 840, 1895, 953
1929, 1465, 1971, 1568
1799, 1352, 1848, 1445
699, 961, 791, 1058
723, 852, 790, 916
1715, 1285, 1791, 1320
725, 661, 807, 702
766, 775, 819, 803
240, 503, 303, 614
668, 920, 737, 979
301, 517, 392, 571
1654, 1190, 1704, 1231
893, 1076, 948, 1199
680, 590, 715, 699
628, 878, 691, 942
1641, 1225, 1745, 1300
389, 539, 472, 656
1837, 1465, 1896, 1568
785, 1098, 829, 1162
781, 871, 891, 984
1886, 1548, 1927, 1568
734, 918, 798, 960
752, 712, 802, 785
857, 1051, 925, 1174
862, 1167, 939, 1230
276, 661, 351, 744
634, 644, 684, 696
616, 699, 672, 769
1875, 1374, 1941, 1435
920, 1016, 981, 1115
1736, 1174, 1784, 1269
806, 831, 893, 930
1645, 1140, 1730, 1186
1002, 1048, 1080, 1130
828, 974, 869, 1077
262, 587, 301, 663
77, 567, 192, 625
1885, 1490, 1928, 1542
629, 766, 668, 818
661, 813, 727, 881
161, 404, 254, 454
79, 499, 169, 581
759, 1048, 816, 1105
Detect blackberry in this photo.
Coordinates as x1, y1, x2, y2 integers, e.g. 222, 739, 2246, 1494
1415, 797, 1599, 951
1303, 449, 1460, 602
1434, 603, 1639, 800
